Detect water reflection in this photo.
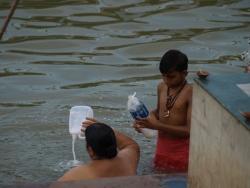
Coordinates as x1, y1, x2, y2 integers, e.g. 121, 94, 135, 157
0, 69, 45, 77
0, 101, 45, 107
61, 75, 160, 89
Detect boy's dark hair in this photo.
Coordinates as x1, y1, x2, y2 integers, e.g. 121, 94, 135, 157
85, 123, 117, 159
159, 49, 188, 74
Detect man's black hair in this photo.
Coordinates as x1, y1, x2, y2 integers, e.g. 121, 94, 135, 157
159, 49, 188, 74
85, 123, 117, 159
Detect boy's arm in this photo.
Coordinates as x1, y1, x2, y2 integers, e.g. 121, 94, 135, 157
138, 112, 190, 138
136, 86, 192, 138
134, 83, 160, 133
150, 82, 161, 119
153, 95, 191, 138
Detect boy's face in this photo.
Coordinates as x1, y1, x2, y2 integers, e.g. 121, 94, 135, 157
161, 70, 187, 88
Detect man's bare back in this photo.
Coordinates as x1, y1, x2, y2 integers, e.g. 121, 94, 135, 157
58, 152, 136, 181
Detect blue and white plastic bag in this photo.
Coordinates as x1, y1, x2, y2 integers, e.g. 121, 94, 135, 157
127, 92, 156, 138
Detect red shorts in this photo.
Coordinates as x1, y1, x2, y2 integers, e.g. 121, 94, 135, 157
154, 132, 189, 173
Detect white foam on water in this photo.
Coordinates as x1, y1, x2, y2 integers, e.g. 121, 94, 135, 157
54, 160, 83, 172
54, 134, 84, 172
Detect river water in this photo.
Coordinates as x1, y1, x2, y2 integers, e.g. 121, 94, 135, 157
0, 0, 249, 184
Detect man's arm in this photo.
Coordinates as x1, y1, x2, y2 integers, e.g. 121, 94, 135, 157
82, 118, 140, 169
114, 130, 140, 170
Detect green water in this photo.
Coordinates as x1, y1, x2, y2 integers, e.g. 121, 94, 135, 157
0, 0, 249, 184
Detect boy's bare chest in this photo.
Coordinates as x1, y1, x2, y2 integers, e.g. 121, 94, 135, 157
159, 87, 187, 117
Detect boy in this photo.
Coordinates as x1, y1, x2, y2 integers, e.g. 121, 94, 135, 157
58, 118, 140, 181
134, 49, 192, 172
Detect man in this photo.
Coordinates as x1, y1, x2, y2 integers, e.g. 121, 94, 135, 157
58, 118, 140, 181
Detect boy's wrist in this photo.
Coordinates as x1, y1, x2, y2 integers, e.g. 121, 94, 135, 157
152, 120, 160, 130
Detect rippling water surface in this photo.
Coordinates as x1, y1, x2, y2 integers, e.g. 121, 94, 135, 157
0, 0, 249, 184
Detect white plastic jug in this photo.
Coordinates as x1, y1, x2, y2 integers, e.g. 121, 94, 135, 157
69, 106, 93, 138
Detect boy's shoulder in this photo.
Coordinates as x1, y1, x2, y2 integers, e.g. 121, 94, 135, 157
185, 83, 193, 92
157, 81, 192, 94
183, 83, 193, 101
157, 81, 165, 90
157, 81, 192, 88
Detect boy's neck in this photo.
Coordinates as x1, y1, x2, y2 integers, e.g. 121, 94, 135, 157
169, 80, 187, 90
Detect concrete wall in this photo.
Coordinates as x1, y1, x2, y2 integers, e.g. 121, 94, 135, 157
188, 82, 250, 188
3, 174, 186, 188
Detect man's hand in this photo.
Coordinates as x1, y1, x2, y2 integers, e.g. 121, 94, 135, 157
81, 117, 98, 132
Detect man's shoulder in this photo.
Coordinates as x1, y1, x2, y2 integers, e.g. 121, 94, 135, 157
58, 165, 91, 181
66, 165, 89, 175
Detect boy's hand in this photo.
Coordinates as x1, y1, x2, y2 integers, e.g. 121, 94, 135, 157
81, 117, 97, 132
133, 121, 142, 133
135, 112, 158, 130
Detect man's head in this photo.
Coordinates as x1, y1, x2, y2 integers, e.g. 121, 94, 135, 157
159, 49, 188, 88
85, 123, 117, 160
